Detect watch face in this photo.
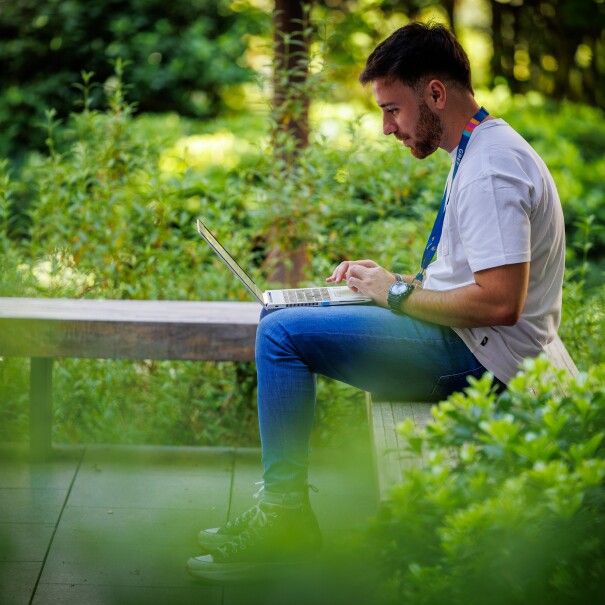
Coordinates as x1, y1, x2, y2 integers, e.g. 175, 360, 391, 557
390, 281, 410, 296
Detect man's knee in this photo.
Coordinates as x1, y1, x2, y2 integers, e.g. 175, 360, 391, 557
256, 309, 288, 362
255, 308, 311, 364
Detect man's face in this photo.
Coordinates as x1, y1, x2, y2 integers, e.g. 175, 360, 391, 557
372, 77, 443, 159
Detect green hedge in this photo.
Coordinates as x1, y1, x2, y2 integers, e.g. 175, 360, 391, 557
371, 358, 605, 605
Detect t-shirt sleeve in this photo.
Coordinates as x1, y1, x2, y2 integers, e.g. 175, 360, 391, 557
455, 170, 533, 273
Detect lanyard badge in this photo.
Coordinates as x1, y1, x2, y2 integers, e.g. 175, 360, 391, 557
414, 107, 489, 284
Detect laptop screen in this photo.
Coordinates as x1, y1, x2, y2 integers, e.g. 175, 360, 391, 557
196, 219, 265, 305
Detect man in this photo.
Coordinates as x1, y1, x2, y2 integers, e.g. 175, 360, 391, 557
187, 21, 565, 582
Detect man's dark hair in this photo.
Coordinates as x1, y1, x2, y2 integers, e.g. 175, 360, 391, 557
359, 22, 473, 94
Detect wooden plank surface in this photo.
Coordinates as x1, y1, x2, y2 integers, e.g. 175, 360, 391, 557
368, 335, 579, 501
0, 298, 259, 361
0, 298, 260, 324
367, 396, 433, 501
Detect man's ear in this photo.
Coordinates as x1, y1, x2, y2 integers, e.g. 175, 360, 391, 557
425, 79, 447, 110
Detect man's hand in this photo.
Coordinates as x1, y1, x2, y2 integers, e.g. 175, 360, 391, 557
327, 259, 397, 307
327, 259, 379, 284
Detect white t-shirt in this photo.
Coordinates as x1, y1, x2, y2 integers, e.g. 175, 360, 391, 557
423, 118, 565, 384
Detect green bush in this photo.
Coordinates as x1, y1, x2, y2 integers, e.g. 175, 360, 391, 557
371, 357, 605, 605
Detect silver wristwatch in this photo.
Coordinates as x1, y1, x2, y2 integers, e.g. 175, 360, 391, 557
387, 280, 415, 313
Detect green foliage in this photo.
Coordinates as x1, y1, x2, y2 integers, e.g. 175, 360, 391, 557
0, 66, 264, 446
311, 1, 459, 92
559, 216, 605, 367
560, 277, 605, 368
371, 358, 605, 605
241, 122, 448, 285
4, 63, 254, 303
49, 359, 260, 447
0, 0, 266, 157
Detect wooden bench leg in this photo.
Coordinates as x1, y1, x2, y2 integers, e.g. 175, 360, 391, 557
29, 357, 54, 462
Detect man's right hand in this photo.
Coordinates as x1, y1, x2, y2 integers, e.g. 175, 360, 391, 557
326, 259, 381, 285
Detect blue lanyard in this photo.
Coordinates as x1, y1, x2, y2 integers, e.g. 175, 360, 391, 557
415, 106, 489, 283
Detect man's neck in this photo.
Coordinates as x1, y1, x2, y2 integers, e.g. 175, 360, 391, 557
440, 95, 487, 153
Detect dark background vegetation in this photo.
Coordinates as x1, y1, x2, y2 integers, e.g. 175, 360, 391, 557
2, 0, 605, 158
0, 0, 265, 158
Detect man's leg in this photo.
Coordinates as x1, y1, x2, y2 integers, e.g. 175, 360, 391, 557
188, 304, 494, 581
255, 304, 489, 494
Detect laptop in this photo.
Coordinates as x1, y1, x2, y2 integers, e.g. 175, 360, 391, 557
196, 219, 372, 309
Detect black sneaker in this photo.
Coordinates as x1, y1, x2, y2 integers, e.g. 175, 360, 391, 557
197, 483, 319, 552
198, 503, 258, 552
187, 500, 322, 583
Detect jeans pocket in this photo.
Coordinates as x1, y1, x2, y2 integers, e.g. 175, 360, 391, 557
430, 366, 487, 400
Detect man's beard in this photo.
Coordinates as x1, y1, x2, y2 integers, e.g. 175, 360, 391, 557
411, 101, 443, 159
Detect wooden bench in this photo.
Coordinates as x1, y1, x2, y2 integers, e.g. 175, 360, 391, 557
367, 334, 580, 502
0, 297, 260, 462
0, 296, 581, 503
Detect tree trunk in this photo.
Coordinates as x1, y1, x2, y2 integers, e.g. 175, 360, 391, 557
273, 0, 310, 149
266, 0, 311, 287
490, 0, 504, 86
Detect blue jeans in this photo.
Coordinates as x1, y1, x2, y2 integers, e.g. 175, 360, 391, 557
255, 304, 499, 494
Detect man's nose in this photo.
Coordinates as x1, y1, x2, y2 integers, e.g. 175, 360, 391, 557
382, 114, 397, 136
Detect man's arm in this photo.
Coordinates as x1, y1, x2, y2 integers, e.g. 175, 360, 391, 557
400, 263, 529, 327
341, 261, 529, 329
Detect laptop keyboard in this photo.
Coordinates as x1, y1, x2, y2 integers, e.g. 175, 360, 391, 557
283, 288, 332, 304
